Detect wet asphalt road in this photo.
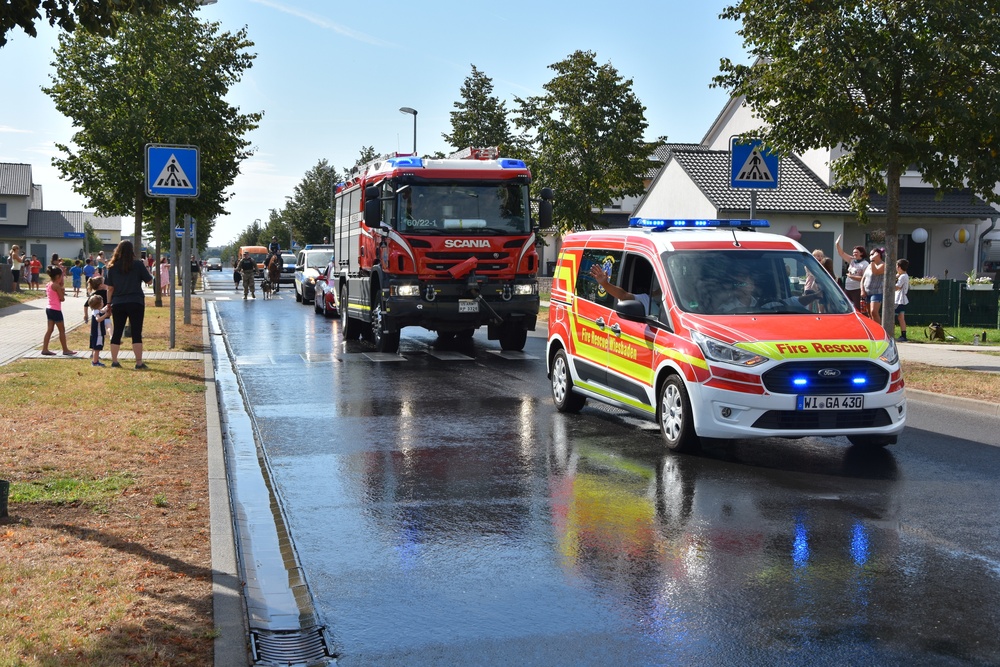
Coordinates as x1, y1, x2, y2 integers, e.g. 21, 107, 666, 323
204, 272, 1000, 666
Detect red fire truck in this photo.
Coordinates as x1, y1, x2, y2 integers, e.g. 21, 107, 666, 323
333, 148, 553, 353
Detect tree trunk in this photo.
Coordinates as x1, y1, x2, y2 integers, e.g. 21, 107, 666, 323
134, 182, 145, 253
881, 162, 901, 334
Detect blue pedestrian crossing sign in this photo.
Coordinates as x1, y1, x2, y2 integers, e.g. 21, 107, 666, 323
146, 144, 199, 198
731, 138, 779, 189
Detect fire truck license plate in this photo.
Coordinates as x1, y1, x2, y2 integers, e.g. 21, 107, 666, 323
797, 395, 864, 410
458, 299, 479, 313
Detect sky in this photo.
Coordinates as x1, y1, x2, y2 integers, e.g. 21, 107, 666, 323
0, 0, 751, 247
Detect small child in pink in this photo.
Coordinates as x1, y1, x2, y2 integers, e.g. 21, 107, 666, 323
41, 266, 76, 356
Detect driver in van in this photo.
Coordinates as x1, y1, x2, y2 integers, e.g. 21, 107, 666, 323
717, 268, 824, 313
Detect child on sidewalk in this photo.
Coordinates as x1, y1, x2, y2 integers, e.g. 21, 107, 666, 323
41, 266, 77, 356
895, 258, 910, 342
84, 275, 112, 341
70, 259, 84, 297
88, 294, 111, 366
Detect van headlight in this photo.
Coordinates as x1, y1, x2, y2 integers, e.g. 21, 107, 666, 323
691, 331, 770, 368
879, 337, 899, 365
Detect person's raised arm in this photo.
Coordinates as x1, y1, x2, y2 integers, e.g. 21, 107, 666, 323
835, 234, 853, 262
589, 264, 634, 301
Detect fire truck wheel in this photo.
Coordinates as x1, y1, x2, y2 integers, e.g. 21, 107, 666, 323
499, 327, 527, 351
457, 328, 475, 339
551, 349, 586, 413
658, 376, 699, 453
371, 299, 400, 353
340, 285, 361, 339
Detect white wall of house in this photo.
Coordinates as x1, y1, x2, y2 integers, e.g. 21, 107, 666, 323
0, 196, 30, 225
633, 161, 718, 220
704, 102, 763, 150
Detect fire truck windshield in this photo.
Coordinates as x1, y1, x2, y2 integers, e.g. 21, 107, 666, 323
395, 183, 531, 234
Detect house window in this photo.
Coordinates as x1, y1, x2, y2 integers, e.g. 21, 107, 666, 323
0, 203, 7, 220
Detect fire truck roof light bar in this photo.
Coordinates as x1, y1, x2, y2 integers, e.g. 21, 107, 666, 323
499, 159, 527, 169
629, 218, 770, 231
386, 156, 424, 168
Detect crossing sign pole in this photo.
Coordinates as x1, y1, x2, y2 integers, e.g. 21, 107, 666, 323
147, 144, 199, 348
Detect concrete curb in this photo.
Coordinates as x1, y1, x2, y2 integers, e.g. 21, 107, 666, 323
905, 388, 1000, 418
202, 299, 251, 666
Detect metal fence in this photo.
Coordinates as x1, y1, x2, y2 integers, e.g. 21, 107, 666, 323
904, 279, 998, 328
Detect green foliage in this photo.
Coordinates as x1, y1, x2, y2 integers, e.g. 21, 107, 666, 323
83, 221, 103, 255
444, 65, 517, 155
0, 0, 185, 47
43, 4, 262, 251
283, 160, 338, 246
714, 0, 1000, 332
514, 50, 662, 234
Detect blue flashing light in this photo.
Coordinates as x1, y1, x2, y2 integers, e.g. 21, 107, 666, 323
792, 377, 809, 387
386, 156, 424, 168
852, 377, 867, 386
498, 158, 526, 169
628, 218, 770, 230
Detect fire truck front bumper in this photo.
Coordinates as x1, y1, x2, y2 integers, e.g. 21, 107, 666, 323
384, 283, 539, 333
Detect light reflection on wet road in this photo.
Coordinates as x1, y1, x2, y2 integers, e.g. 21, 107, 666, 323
208, 276, 1000, 666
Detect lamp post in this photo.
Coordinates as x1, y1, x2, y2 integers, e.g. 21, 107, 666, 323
399, 107, 417, 155
284, 196, 294, 249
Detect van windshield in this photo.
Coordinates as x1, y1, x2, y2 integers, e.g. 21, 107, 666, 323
663, 250, 854, 315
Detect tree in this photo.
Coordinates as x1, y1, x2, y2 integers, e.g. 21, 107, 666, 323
43, 4, 262, 256
283, 160, 339, 247
514, 50, 661, 234
444, 65, 516, 155
83, 221, 102, 257
714, 0, 1000, 332
0, 0, 184, 47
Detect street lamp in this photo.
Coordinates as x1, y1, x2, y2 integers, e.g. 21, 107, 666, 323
399, 107, 417, 155
284, 196, 294, 249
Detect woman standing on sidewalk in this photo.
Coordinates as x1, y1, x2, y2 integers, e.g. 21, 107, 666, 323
8, 245, 24, 291
104, 240, 153, 370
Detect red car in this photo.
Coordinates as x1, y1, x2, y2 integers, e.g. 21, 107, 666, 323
313, 261, 339, 317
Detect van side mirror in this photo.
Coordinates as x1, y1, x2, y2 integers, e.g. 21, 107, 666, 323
615, 299, 646, 321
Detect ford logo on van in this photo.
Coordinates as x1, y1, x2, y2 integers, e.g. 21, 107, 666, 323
818, 368, 841, 377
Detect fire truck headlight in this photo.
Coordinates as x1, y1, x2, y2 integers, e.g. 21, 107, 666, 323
513, 283, 536, 296
392, 284, 420, 297
691, 331, 770, 368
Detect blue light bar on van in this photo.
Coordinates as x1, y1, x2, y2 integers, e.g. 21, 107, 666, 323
628, 218, 770, 230
386, 156, 424, 168
498, 158, 527, 169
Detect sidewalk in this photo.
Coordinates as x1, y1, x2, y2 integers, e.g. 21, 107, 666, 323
0, 291, 203, 365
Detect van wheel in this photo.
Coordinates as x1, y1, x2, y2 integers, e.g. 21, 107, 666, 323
341, 285, 361, 339
659, 376, 699, 453
551, 349, 586, 413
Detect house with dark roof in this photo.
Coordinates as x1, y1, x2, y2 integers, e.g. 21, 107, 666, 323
0, 163, 122, 268
633, 96, 1000, 280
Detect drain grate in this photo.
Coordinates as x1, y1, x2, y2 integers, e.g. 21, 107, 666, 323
251, 628, 331, 665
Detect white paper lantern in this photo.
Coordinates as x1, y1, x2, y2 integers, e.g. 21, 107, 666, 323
955, 228, 971, 244
911, 227, 928, 243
